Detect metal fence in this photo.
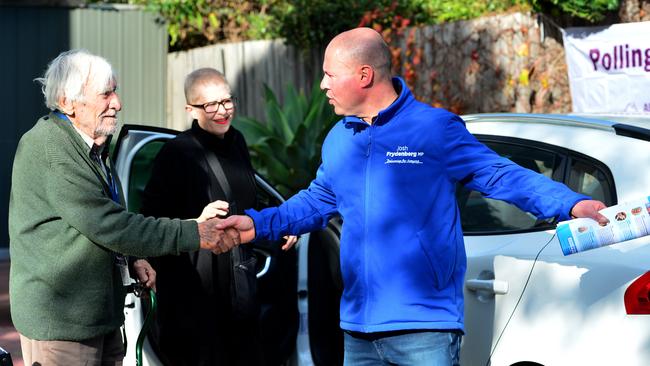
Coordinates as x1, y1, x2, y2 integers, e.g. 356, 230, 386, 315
0, 4, 167, 254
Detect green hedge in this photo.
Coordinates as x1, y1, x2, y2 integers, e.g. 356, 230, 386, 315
532, 0, 620, 22
89, 0, 620, 51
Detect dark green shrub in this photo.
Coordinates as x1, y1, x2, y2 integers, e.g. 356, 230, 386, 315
129, 0, 282, 51
531, 0, 620, 22
234, 82, 338, 197
92, 0, 621, 51
272, 0, 416, 50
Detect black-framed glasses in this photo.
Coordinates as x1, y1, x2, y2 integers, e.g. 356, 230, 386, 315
190, 97, 237, 113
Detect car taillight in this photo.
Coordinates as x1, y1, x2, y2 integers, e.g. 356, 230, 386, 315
625, 271, 650, 314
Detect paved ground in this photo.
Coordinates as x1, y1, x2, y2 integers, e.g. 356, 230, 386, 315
0, 260, 23, 366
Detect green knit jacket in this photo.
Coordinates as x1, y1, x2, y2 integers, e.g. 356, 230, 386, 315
9, 113, 199, 341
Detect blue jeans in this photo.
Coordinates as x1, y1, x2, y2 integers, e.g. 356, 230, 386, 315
343, 330, 461, 366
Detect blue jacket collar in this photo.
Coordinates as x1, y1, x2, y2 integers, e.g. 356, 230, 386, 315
342, 77, 412, 127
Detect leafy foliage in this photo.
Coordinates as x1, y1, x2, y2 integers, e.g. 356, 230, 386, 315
127, 0, 281, 51
272, 0, 398, 50
531, 0, 620, 22
86, 0, 620, 51
234, 82, 338, 197
417, 0, 531, 22
274, 0, 530, 50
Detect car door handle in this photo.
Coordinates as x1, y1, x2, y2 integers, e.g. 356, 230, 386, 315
466, 279, 509, 295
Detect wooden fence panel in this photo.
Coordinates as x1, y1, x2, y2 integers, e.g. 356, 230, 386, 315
167, 39, 323, 130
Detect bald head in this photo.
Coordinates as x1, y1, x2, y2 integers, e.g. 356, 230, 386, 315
184, 68, 229, 104
320, 27, 398, 120
327, 27, 392, 80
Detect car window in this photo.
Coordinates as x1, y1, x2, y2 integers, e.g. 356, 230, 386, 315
123, 135, 285, 215
126, 139, 166, 213
458, 137, 616, 235
457, 140, 560, 234
566, 156, 615, 205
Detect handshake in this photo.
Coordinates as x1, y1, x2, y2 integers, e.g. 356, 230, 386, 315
196, 216, 245, 254
193, 201, 297, 254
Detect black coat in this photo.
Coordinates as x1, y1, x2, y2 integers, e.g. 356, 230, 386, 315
141, 121, 263, 366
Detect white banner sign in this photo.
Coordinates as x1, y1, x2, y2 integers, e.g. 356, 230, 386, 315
563, 21, 650, 115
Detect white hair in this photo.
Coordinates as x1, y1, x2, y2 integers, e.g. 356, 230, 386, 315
35, 49, 116, 111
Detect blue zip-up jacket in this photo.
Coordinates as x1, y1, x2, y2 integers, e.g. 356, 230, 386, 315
246, 77, 588, 333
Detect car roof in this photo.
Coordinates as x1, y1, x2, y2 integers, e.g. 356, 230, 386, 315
569, 113, 650, 130
461, 113, 650, 143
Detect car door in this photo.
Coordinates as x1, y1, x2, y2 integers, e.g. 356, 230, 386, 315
458, 136, 616, 365
112, 124, 343, 366
112, 124, 300, 365
487, 141, 636, 366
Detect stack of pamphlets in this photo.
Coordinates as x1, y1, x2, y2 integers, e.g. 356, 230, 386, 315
557, 196, 650, 255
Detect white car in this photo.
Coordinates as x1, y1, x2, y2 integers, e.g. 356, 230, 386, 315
114, 114, 650, 366
460, 113, 650, 366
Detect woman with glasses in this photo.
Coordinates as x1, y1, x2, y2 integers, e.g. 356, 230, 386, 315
141, 68, 295, 366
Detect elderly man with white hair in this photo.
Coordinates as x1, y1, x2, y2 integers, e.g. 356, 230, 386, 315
8, 49, 241, 366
